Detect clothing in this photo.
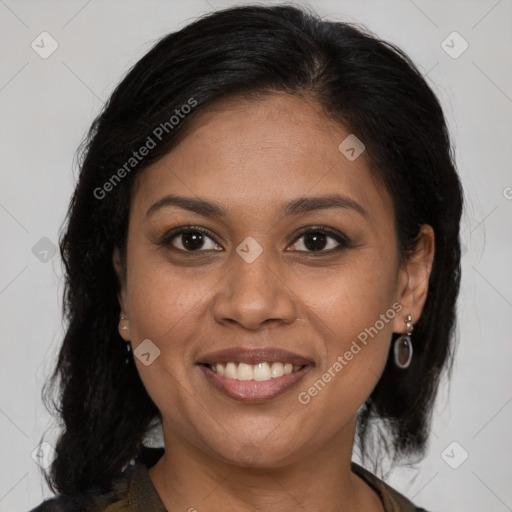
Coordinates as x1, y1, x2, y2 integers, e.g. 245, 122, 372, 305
30, 447, 428, 511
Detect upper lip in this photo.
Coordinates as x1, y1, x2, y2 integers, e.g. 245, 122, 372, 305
197, 347, 313, 366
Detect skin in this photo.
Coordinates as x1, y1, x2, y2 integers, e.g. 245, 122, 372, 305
114, 92, 435, 512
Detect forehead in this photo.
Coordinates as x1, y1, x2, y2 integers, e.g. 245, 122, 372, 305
131, 93, 392, 225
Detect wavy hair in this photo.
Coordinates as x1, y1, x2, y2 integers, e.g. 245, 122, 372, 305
41, 4, 463, 494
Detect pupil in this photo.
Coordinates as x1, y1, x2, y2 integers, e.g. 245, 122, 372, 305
305, 232, 326, 251
183, 232, 203, 250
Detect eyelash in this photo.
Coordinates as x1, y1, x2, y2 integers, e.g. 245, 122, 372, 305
158, 225, 354, 255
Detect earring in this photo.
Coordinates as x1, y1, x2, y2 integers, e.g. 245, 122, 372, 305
119, 315, 132, 365
393, 314, 413, 369
118, 315, 130, 336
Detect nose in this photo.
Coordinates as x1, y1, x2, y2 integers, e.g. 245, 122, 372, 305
211, 246, 297, 331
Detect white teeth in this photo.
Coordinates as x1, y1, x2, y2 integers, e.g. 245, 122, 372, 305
237, 363, 254, 381
210, 362, 303, 381
225, 362, 238, 379
254, 362, 271, 381
270, 362, 284, 378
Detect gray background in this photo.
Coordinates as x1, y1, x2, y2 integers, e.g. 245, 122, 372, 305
1, 0, 511, 510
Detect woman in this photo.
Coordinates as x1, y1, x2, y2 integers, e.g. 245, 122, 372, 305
31, 4, 463, 511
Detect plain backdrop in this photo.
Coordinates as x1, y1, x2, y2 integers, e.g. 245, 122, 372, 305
1, 1, 511, 511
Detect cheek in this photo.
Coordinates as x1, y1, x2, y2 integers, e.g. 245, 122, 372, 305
127, 259, 207, 344
295, 252, 398, 406
301, 248, 398, 343
124, 258, 213, 403
125, 261, 213, 432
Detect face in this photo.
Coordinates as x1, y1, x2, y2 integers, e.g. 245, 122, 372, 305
115, 93, 433, 468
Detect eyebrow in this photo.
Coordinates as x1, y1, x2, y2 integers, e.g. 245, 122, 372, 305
146, 193, 368, 220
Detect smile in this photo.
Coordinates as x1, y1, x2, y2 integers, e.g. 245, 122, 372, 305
200, 364, 311, 402
197, 347, 314, 403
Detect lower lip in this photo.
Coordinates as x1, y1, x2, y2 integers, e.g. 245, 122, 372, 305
199, 364, 312, 403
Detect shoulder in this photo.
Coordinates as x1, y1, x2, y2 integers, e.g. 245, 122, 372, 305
28, 447, 165, 512
351, 462, 430, 512
28, 464, 134, 512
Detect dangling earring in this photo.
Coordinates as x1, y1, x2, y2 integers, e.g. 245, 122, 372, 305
119, 315, 132, 365
394, 314, 413, 369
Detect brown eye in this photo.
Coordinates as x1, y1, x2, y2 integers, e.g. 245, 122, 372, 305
179, 231, 207, 250
161, 227, 222, 252
289, 227, 350, 253
303, 231, 328, 251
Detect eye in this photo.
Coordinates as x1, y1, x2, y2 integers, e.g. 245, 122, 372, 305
159, 225, 353, 254
162, 226, 222, 252
288, 226, 351, 253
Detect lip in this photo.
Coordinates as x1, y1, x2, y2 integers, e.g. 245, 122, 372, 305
199, 363, 312, 403
197, 347, 313, 366
196, 347, 314, 403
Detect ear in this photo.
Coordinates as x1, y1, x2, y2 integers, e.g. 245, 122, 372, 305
393, 224, 435, 333
112, 246, 128, 317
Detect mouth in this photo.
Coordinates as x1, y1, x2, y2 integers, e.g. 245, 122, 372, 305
197, 347, 313, 403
